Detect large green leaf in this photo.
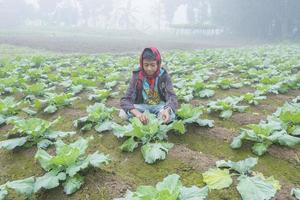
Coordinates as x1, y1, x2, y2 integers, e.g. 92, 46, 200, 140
202, 168, 232, 190
169, 120, 186, 134
236, 175, 276, 200
6, 177, 35, 196
66, 158, 90, 177
50, 145, 81, 167
179, 186, 209, 200
0, 137, 28, 150
198, 89, 215, 98
251, 142, 269, 156
156, 174, 182, 194
35, 149, 53, 171
63, 175, 84, 195
155, 174, 182, 200
0, 185, 8, 200
216, 157, 258, 174
34, 170, 66, 192
135, 185, 157, 198
94, 121, 113, 133
230, 135, 243, 149
0, 115, 6, 125
120, 137, 139, 152
45, 131, 76, 140
87, 151, 110, 168
141, 142, 174, 164
291, 188, 300, 199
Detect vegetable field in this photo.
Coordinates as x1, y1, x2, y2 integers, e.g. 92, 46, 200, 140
1, 44, 300, 200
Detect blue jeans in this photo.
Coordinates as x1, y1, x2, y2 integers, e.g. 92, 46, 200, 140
120, 103, 176, 123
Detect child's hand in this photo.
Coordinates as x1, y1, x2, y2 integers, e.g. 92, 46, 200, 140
159, 108, 170, 123
130, 109, 149, 125
136, 113, 149, 125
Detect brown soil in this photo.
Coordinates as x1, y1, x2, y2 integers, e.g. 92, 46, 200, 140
273, 181, 295, 200
107, 98, 121, 109
206, 126, 236, 142
268, 145, 300, 165
231, 112, 266, 126
169, 144, 217, 171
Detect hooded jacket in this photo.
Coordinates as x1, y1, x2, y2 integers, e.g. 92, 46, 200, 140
120, 47, 178, 113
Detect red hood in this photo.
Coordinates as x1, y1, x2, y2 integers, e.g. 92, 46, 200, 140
139, 47, 161, 70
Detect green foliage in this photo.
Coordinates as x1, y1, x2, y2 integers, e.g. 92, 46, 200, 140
112, 111, 185, 164
231, 101, 300, 155
73, 103, 116, 133
0, 97, 20, 125
206, 157, 280, 200
34, 137, 110, 195
207, 96, 248, 119
0, 117, 75, 150
115, 174, 208, 200
176, 104, 214, 127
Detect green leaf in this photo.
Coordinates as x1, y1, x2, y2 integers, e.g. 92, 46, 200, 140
0, 185, 8, 200
111, 123, 132, 138
196, 119, 214, 127
44, 105, 57, 113
87, 151, 110, 168
66, 158, 90, 177
220, 110, 233, 119
135, 185, 157, 198
230, 136, 243, 149
0, 115, 5, 126
35, 148, 53, 171
69, 137, 89, 155
45, 131, 76, 140
170, 120, 186, 134
252, 142, 269, 156
0, 137, 28, 150
176, 104, 203, 119
37, 139, 53, 149
50, 145, 81, 167
63, 175, 84, 195
141, 142, 174, 164
120, 137, 139, 152
94, 121, 113, 133
6, 177, 35, 196
237, 175, 277, 200
276, 134, 300, 146
291, 188, 300, 199
179, 186, 208, 200
254, 173, 281, 191
198, 89, 215, 98
216, 157, 258, 174
202, 168, 232, 190
34, 170, 66, 192
81, 123, 93, 131
156, 174, 182, 198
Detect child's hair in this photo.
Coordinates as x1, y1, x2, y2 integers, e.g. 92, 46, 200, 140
142, 48, 156, 60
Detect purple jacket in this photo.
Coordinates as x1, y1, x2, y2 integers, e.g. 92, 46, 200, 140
120, 68, 178, 113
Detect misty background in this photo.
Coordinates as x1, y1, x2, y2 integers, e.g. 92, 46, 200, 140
0, 0, 299, 53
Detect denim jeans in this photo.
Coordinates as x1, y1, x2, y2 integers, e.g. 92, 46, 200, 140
119, 103, 176, 123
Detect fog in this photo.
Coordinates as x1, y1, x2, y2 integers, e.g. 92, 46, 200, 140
0, 0, 300, 42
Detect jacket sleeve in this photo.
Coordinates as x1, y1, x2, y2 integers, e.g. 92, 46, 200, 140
164, 72, 178, 112
120, 73, 137, 112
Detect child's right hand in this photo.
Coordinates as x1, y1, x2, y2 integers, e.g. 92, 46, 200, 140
137, 113, 149, 125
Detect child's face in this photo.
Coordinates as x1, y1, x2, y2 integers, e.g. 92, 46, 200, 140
143, 59, 158, 76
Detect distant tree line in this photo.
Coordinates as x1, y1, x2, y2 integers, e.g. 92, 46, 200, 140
0, 0, 299, 40
209, 0, 300, 39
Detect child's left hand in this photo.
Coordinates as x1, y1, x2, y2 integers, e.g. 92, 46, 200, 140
159, 108, 170, 123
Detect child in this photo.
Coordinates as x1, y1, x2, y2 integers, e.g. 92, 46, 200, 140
119, 47, 178, 124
